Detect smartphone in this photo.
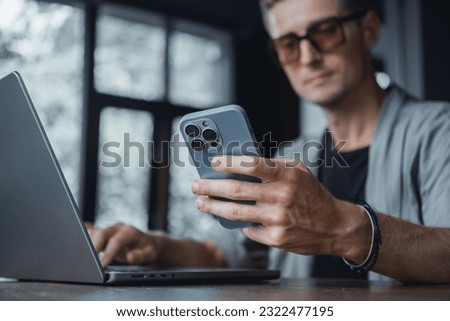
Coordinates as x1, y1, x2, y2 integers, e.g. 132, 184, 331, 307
179, 105, 261, 229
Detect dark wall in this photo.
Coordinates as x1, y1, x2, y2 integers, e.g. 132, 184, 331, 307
104, 0, 262, 31
422, 1, 450, 102
234, 26, 299, 157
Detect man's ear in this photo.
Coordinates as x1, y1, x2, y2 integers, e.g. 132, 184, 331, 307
361, 10, 381, 50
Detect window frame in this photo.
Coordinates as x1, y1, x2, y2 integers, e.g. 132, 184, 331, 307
79, 0, 235, 230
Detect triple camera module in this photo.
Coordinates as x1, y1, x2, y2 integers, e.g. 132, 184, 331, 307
184, 120, 221, 152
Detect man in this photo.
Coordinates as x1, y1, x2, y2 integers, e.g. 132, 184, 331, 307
88, 0, 450, 283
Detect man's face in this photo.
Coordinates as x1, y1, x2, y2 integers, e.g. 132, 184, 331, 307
267, 0, 372, 106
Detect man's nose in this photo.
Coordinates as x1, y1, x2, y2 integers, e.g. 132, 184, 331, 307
298, 39, 322, 66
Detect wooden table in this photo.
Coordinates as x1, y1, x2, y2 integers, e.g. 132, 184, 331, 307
1, 278, 449, 301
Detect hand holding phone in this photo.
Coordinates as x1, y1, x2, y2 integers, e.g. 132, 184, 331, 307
179, 105, 261, 229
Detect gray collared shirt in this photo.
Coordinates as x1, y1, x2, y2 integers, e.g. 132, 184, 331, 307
268, 86, 450, 281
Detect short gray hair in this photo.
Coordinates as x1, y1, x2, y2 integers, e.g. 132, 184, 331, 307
259, 0, 380, 32
260, 0, 380, 13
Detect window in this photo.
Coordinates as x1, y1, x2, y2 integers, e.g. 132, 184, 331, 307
95, 6, 166, 101
0, 0, 84, 202
91, 4, 234, 232
96, 107, 154, 230
169, 20, 233, 108
0, 0, 234, 233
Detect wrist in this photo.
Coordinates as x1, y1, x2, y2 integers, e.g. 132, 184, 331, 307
342, 201, 383, 272
333, 200, 373, 262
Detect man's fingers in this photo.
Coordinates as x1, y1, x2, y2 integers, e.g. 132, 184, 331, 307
100, 226, 139, 267
196, 196, 277, 225
192, 179, 268, 201
242, 225, 269, 244
241, 225, 283, 248
101, 238, 127, 267
211, 156, 286, 182
89, 226, 116, 253
275, 157, 311, 173
127, 246, 157, 265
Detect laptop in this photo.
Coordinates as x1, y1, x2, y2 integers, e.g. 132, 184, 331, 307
0, 72, 279, 285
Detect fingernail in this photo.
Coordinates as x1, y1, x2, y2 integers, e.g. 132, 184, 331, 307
196, 198, 203, 209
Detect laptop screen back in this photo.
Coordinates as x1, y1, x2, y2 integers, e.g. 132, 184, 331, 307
0, 72, 105, 283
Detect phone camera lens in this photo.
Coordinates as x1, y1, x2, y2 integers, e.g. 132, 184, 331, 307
191, 139, 206, 151
203, 129, 217, 141
185, 124, 200, 137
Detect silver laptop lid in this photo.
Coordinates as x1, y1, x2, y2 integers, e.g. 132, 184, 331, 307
0, 72, 105, 284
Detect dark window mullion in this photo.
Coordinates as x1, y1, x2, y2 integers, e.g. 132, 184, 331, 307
162, 18, 173, 101
147, 112, 172, 231
96, 93, 199, 115
80, 0, 100, 223
147, 17, 174, 231
86, 8, 201, 229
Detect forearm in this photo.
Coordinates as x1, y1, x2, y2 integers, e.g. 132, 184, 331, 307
331, 201, 450, 283
371, 214, 450, 284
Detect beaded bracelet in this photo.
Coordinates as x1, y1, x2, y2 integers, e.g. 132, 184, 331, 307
342, 200, 382, 273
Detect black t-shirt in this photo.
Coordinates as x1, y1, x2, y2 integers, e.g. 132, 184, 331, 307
311, 131, 369, 279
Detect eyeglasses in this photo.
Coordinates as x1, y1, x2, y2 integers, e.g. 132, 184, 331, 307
270, 11, 367, 66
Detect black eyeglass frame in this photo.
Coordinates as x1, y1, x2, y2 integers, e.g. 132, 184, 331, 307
269, 11, 368, 66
